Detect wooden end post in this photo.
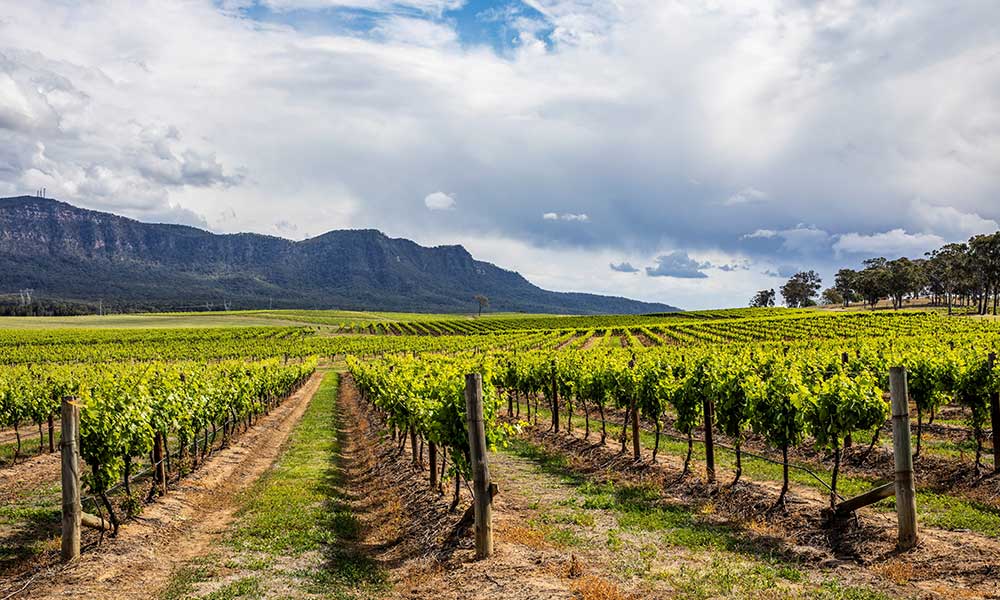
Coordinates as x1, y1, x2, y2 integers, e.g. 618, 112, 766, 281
629, 356, 640, 460
153, 432, 167, 496
60, 396, 81, 563
551, 363, 559, 434
465, 373, 493, 559
429, 442, 438, 489
989, 353, 1000, 473
703, 397, 716, 484
889, 367, 918, 550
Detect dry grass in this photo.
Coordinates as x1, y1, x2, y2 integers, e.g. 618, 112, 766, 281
871, 559, 914, 585
573, 575, 630, 600
500, 525, 547, 549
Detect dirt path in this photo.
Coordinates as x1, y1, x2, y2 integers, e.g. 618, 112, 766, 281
518, 423, 1000, 599
1, 371, 325, 600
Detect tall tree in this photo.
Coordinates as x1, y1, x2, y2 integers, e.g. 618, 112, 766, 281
834, 268, 858, 308
780, 271, 822, 308
820, 287, 844, 306
968, 233, 1000, 315
886, 257, 925, 309
749, 289, 776, 308
853, 258, 890, 308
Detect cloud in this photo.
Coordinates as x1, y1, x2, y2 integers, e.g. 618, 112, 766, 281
723, 187, 767, 206
609, 261, 639, 273
645, 251, 710, 279
743, 224, 832, 255
716, 263, 750, 272
542, 212, 589, 222
763, 265, 802, 279
910, 200, 998, 240
2, 1, 1000, 308
259, 0, 463, 14
833, 229, 946, 258
424, 191, 455, 210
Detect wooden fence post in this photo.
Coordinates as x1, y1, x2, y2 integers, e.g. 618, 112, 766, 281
61, 396, 81, 563
48, 413, 55, 453
989, 353, 1000, 473
465, 373, 493, 559
889, 367, 918, 550
629, 356, 640, 460
842, 353, 852, 448
703, 397, 716, 484
429, 442, 438, 489
551, 362, 559, 434
153, 432, 167, 496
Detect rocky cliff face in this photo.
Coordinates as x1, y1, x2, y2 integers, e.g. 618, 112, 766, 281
0, 196, 678, 314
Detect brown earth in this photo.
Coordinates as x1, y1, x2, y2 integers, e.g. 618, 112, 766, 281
516, 418, 1000, 599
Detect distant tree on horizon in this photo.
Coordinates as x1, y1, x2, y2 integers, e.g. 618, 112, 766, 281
820, 287, 844, 306
780, 271, 822, 308
749, 289, 776, 308
473, 294, 490, 316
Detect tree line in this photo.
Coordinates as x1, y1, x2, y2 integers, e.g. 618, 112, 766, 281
751, 231, 1000, 314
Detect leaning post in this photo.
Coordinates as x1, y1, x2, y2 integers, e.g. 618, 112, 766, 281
889, 366, 918, 550
60, 396, 81, 563
465, 373, 493, 559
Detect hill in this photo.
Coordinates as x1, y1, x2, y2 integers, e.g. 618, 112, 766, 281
0, 196, 678, 315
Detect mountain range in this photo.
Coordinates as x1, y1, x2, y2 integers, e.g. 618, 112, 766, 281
0, 196, 678, 315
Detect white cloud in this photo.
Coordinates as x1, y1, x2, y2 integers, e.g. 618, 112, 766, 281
2, 1, 1000, 308
424, 191, 455, 210
833, 229, 945, 257
260, 0, 463, 14
743, 224, 831, 254
910, 199, 998, 240
542, 212, 589, 221
373, 16, 459, 48
724, 187, 767, 206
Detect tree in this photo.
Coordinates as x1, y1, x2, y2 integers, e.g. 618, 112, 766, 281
834, 269, 858, 307
473, 294, 489, 317
886, 257, 925, 309
853, 258, 890, 308
749, 289, 776, 308
925, 243, 968, 314
968, 233, 1000, 315
780, 271, 822, 308
820, 287, 844, 306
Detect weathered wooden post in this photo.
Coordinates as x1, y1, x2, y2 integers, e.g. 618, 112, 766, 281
551, 361, 559, 433
889, 367, 918, 550
703, 396, 716, 484
465, 373, 493, 559
429, 442, 438, 489
61, 396, 81, 563
629, 356, 640, 460
842, 353, 852, 448
989, 353, 1000, 473
153, 432, 167, 496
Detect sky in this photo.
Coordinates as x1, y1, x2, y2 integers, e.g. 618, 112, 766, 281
1, 1, 999, 310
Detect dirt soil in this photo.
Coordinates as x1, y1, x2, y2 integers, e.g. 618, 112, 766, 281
0, 371, 325, 600
517, 420, 1000, 600
325, 376, 577, 600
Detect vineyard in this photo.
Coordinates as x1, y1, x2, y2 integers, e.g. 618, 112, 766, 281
3, 307, 1000, 599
